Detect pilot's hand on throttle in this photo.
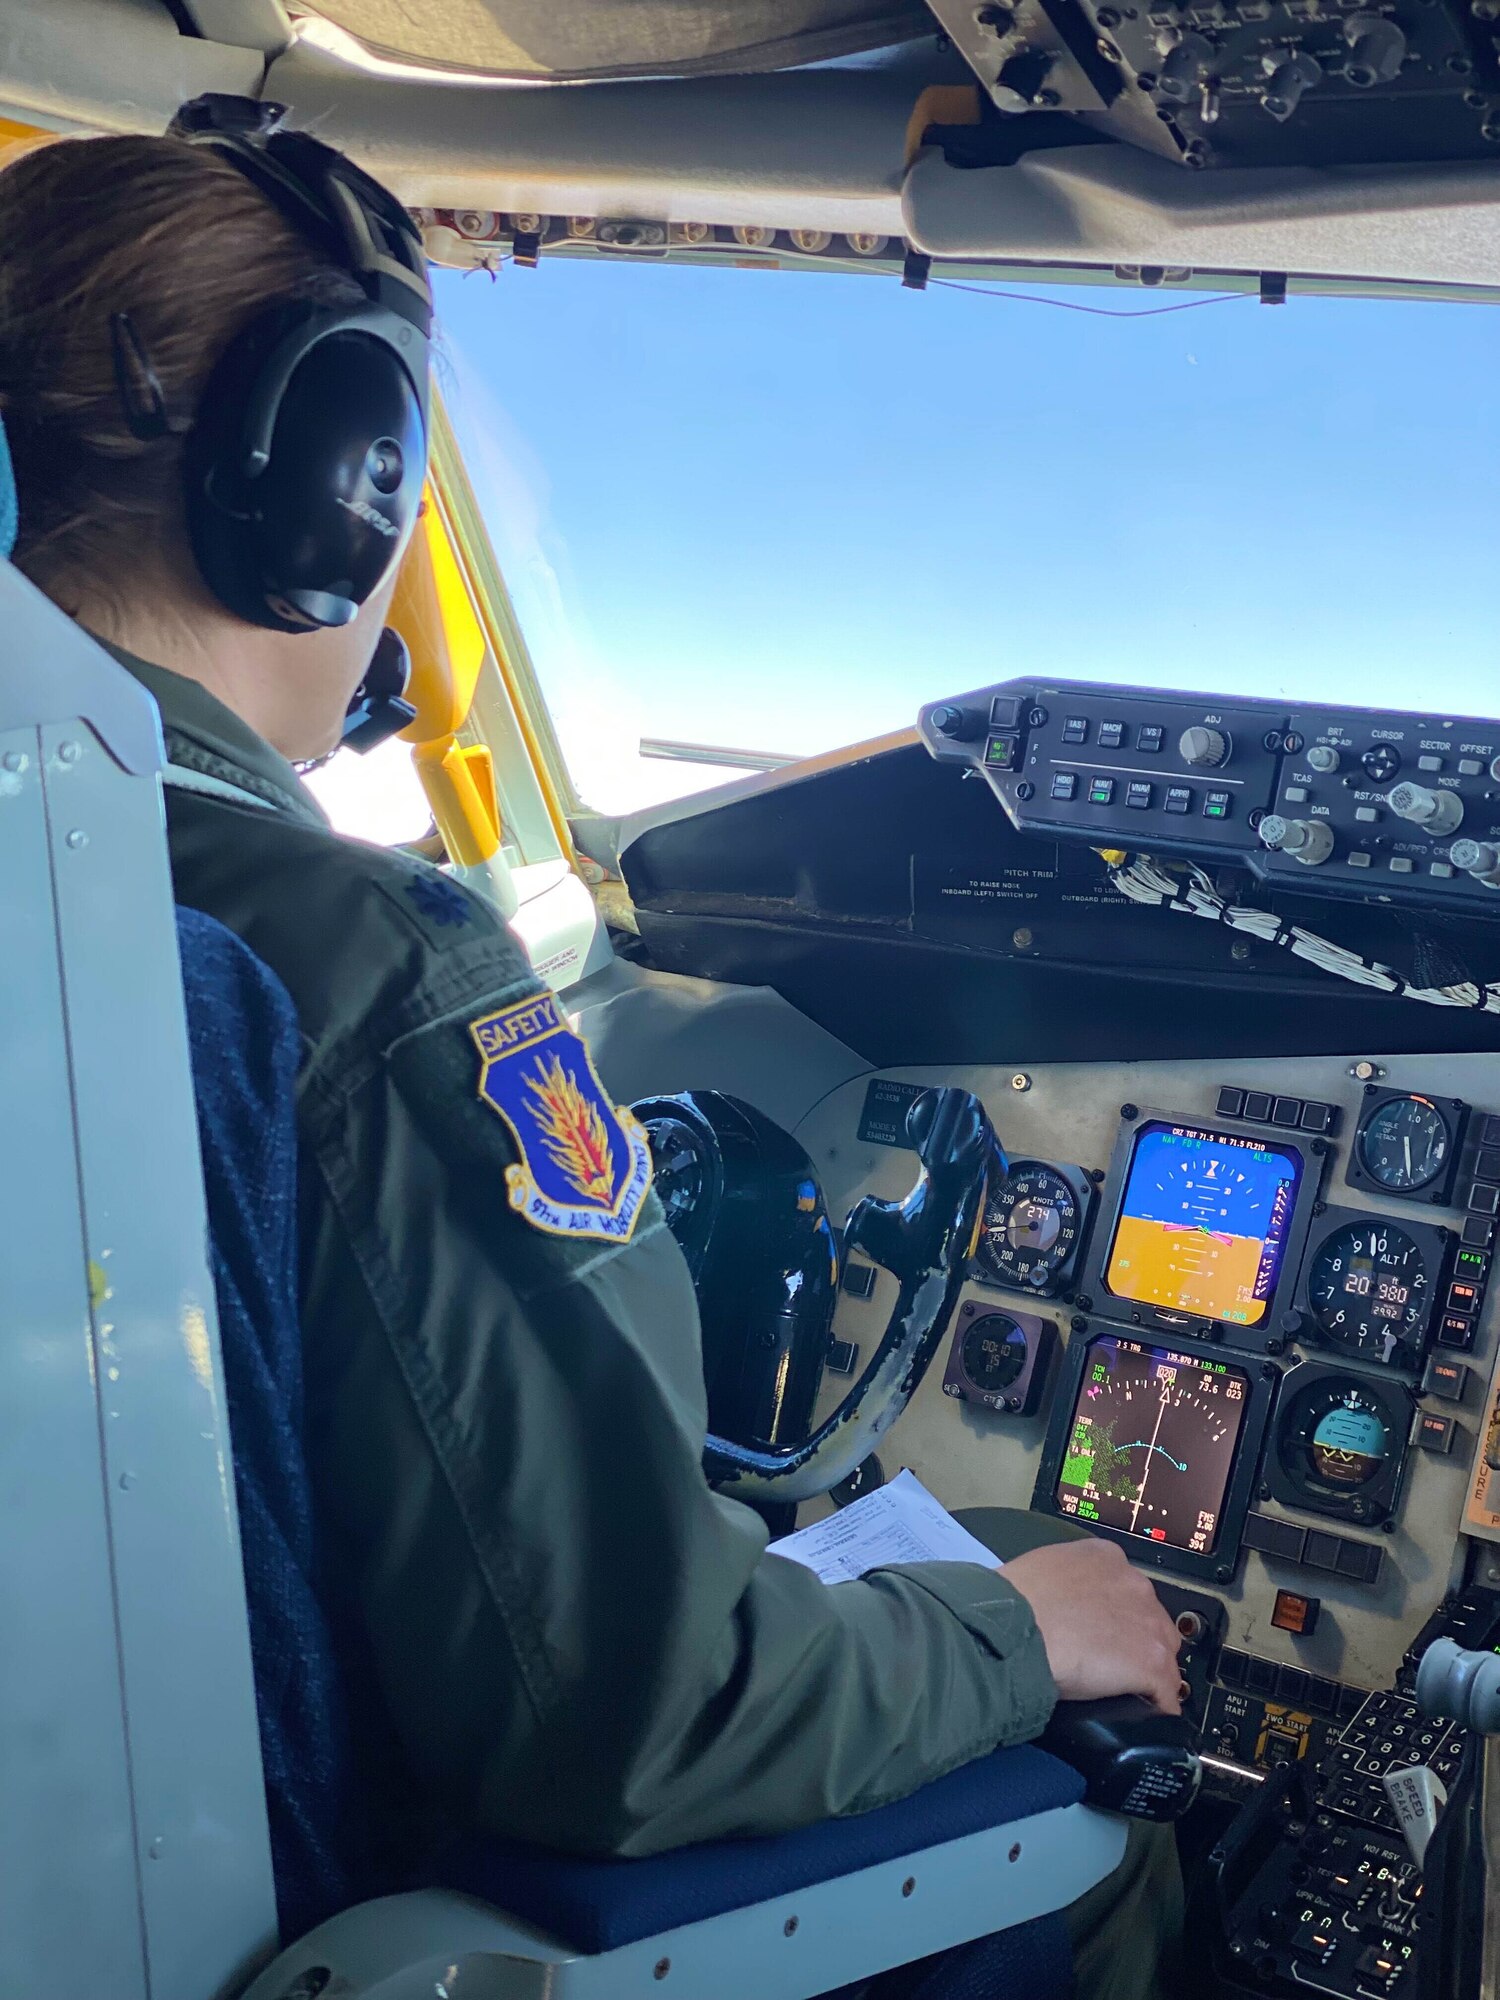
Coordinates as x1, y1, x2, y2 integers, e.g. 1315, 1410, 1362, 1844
1003, 1539, 1184, 1715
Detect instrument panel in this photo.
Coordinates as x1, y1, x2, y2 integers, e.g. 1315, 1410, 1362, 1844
803, 1050, 1500, 1734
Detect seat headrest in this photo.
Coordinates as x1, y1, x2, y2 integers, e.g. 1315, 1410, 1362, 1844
0, 412, 16, 561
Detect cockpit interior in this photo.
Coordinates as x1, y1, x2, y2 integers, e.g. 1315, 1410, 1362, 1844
5, 6, 1500, 2000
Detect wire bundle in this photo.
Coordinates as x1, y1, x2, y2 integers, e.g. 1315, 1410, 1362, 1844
1105, 851, 1500, 1014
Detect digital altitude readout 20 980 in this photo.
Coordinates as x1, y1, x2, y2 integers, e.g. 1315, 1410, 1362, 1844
1103, 1123, 1302, 1328
1054, 1336, 1252, 1555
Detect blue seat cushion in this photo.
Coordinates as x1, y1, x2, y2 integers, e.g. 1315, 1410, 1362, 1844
447, 1745, 1083, 1955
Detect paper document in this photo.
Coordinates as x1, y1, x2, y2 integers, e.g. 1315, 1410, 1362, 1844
766, 1469, 1000, 1585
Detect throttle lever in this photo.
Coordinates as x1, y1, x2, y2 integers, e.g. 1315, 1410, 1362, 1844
1040, 1695, 1202, 1821
702, 1087, 1003, 1505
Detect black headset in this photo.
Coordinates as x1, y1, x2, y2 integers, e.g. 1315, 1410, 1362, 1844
157, 94, 432, 744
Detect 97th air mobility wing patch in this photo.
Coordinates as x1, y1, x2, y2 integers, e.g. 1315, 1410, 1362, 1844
471, 992, 652, 1241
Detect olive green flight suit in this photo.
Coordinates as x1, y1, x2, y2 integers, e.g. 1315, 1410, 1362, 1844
114, 648, 1180, 1997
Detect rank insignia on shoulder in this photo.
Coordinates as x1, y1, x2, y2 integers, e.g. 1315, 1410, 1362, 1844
471, 992, 652, 1242
406, 874, 472, 927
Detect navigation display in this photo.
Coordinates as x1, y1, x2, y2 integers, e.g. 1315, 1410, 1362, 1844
1054, 1335, 1251, 1554
1104, 1122, 1302, 1327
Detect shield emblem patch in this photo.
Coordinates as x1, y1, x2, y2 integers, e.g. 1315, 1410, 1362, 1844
471, 992, 652, 1241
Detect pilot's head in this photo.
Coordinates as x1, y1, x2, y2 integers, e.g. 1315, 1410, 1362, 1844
0, 97, 431, 763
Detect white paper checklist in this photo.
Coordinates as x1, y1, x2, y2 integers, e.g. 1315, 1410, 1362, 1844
766, 1469, 1000, 1585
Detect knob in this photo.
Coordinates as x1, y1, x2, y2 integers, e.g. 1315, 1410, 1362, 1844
1306, 744, 1340, 774
1451, 839, 1500, 884
1179, 726, 1229, 768
1155, 30, 1214, 100
929, 704, 983, 743
1343, 12, 1406, 86
1260, 814, 1334, 865
1262, 50, 1321, 122
1388, 781, 1465, 837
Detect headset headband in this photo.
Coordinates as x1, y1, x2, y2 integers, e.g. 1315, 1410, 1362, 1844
166, 95, 432, 345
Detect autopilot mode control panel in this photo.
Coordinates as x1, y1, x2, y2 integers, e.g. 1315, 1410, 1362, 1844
920, 681, 1500, 910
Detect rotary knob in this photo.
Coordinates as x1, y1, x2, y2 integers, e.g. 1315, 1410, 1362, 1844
1451, 839, 1500, 885
1179, 726, 1229, 768
1389, 782, 1465, 838
929, 703, 984, 743
1259, 814, 1334, 865
1306, 744, 1340, 774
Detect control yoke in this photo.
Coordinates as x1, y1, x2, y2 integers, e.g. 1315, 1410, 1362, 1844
703, 1087, 1001, 1505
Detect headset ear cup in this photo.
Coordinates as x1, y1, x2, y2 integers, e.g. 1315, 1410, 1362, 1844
184, 303, 427, 634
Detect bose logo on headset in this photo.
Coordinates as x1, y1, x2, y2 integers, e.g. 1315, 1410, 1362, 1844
338, 496, 401, 538
163, 93, 433, 639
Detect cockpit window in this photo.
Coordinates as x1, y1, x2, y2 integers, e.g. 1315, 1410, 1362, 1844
303, 736, 434, 845
435, 262, 1499, 817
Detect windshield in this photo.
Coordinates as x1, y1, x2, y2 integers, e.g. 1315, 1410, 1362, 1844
435, 262, 1500, 818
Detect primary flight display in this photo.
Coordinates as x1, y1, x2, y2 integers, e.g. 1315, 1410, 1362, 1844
1104, 1122, 1302, 1326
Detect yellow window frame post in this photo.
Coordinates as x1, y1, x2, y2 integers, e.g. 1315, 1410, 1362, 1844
390, 484, 506, 871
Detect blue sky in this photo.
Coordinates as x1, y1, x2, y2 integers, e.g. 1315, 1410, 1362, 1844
429, 259, 1498, 816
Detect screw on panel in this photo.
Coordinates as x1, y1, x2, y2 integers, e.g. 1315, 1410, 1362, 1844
2, 750, 27, 773
57, 740, 81, 764
1010, 1072, 1032, 1091
1231, 941, 1251, 962
784, 1916, 799, 1936
1120, 1104, 1139, 1120
903, 1876, 918, 1896
66, 829, 88, 849
1012, 927, 1034, 950
654, 1958, 672, 1980
1008, 1844, 1022, 1863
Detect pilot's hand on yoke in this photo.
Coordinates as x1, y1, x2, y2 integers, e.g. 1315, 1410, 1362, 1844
1003, 1538, 1185, 1716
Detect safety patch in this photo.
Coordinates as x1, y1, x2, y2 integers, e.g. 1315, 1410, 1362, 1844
471, 992, 652, 1241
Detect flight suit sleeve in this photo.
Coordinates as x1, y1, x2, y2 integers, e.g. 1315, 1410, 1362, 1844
299, 939, 1058, 1857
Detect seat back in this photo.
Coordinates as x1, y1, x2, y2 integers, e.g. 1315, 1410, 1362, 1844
0, 518, 279, 1994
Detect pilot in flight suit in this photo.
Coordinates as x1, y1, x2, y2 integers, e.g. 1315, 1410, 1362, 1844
0, 87, 1177, 1993
105, 644, 1183, 2000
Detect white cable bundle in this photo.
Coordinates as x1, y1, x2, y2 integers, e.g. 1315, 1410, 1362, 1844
1106, 851, 1500, 1015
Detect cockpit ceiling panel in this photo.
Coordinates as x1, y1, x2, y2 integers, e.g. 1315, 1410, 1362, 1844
299, 1, 934, 80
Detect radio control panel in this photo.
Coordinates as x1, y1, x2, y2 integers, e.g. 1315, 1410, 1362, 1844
921, 680, 1500, 910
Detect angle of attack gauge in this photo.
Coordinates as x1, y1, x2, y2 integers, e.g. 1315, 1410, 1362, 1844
972, 1159, 1096, 1298
1267, 1364, 1414, 1527
1346, 1088, 1468, 1207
